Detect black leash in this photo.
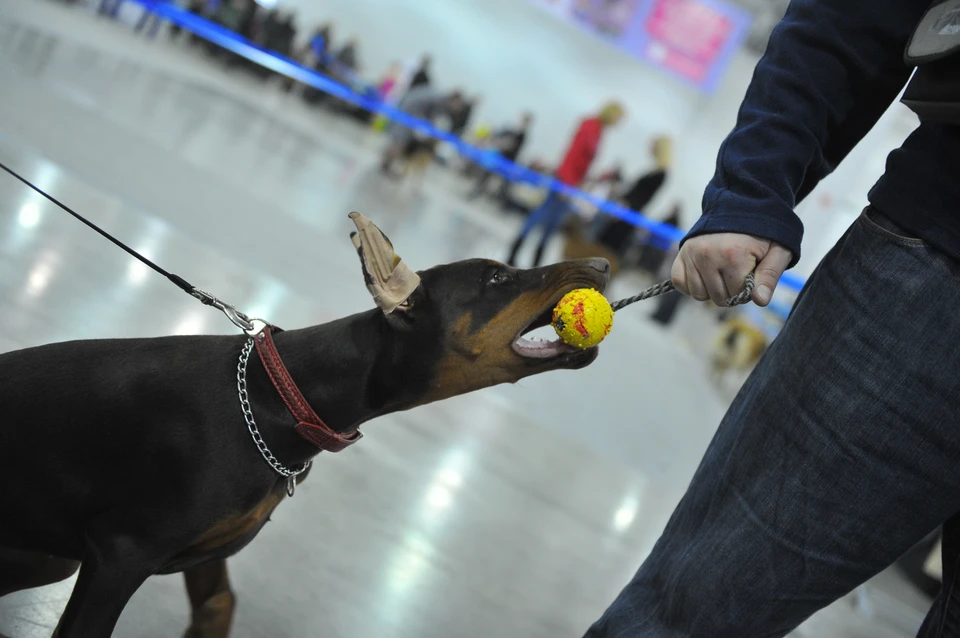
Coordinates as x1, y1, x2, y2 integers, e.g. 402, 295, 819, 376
0, 160, 259, 333
1, 161, 194, 294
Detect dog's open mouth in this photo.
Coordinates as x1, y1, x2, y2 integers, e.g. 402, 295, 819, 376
511, 306, 584, 360
507, 264, 610, 364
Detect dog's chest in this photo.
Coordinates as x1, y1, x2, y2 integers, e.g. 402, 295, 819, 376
158, 482, 296, 574
200, 489, 286, 551
169, 484, 286, 566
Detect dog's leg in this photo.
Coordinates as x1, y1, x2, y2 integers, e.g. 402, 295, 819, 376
55, 532, 167, 638
183, 560, 235, 638
0, 547, 80, 598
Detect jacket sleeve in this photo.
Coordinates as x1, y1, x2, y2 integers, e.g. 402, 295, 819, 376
687, 0, 928, 267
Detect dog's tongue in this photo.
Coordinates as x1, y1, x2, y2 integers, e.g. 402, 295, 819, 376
512, 334, 580, 359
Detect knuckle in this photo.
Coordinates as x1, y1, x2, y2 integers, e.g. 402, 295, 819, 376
721, 245, 741, 263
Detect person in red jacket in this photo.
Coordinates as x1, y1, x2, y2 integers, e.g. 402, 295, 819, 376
506, 102, 625, 267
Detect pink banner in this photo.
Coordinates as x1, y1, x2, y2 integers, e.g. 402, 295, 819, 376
640, 0, 738, 84
529, 0, 751, 92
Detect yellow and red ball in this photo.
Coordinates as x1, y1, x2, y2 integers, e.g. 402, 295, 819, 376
552, 288, 614, 349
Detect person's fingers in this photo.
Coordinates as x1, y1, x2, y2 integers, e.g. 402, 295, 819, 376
670, 254, 689, 295
688, 238, 739, 306
752, 244, 793, 306
700, 269, 730, 306
684, 261, 711, 302
720, 259, 756, 306
704, 267, 732, 306
672, 253, 709, 301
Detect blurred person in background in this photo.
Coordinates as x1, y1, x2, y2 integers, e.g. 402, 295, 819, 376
467, 111, 535, 202
212, 0, 246, 35
97, 0, 122, 19
451, 94, 482, 138
406, 54, 433, 94
208, 0, 254, 65
333, 36, 360, 78
377, 61, 403, 102
584, 0, 960, 636
327, 36, 367, 115
369, 61, 406, 131
300, 22, 335, 105
168, 0, 207, 40
209, 0, 257, 60
646, 205, 685, 326
303, 22, 334, 68
593, 135, 672, 260
506, 101, 625, 267
267, 10, 298, 58
235, 0, 258, 41
379, 87, 467, 176
261, 9, 298, 89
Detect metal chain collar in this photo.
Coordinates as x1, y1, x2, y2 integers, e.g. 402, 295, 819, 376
237, 337, 310, 497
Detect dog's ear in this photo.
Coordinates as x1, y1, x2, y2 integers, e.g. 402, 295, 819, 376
349, 212, 422, 315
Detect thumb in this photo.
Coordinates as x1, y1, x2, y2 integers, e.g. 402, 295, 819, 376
753, 244, 792, 306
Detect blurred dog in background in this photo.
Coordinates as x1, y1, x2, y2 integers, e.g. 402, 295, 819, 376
709, 315, 768, 384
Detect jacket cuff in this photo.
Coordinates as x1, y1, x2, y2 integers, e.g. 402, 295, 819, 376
682, 192, 805, 269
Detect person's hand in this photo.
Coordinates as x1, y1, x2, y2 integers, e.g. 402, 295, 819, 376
670, 233, 793, 307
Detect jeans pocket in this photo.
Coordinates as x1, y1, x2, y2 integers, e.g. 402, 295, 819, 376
858, 206, 929, 248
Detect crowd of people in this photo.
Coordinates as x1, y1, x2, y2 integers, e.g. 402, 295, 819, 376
122, 0, 683, 285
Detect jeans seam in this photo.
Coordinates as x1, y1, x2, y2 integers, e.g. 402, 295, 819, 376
732, 488, 869, 570
859, 208, 929, 248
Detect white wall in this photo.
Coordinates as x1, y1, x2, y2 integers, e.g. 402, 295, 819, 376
286, 0, 916, 277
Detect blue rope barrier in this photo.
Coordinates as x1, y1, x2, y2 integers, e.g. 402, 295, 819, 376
130, 0, 806, 305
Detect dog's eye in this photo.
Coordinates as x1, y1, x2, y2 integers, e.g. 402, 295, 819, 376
487, 270, 511, 286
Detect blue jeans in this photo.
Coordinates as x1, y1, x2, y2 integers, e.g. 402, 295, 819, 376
508, 191, 571, 267
585, 207, 960, 637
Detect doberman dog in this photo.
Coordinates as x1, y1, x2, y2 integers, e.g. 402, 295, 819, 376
0, 212, 609, 638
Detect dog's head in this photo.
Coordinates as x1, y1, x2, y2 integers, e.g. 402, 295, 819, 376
349, 212, 610, 408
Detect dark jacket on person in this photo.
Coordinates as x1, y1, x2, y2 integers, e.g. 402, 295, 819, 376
687, 0, 960, 267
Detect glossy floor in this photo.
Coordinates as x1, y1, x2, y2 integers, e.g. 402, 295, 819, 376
0, 2, 932, 636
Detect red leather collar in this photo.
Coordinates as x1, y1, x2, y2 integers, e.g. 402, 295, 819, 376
253, 326, 362, 452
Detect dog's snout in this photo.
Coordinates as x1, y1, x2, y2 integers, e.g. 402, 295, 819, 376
586, 258, 611, 275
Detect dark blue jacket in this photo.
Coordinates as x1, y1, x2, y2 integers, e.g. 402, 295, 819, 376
688, 0, 960, 267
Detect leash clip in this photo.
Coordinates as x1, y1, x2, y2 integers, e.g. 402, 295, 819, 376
190, 288, 266, 336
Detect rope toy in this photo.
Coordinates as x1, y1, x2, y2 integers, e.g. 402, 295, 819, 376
552, 272, 757, 349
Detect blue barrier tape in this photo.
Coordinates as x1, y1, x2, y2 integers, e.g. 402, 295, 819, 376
130, 0, 806, 311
